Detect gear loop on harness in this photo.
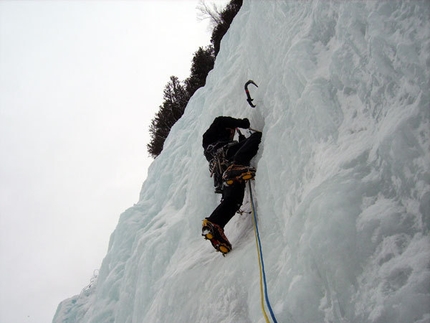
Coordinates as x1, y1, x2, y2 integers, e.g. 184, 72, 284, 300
206, 140, 239, 193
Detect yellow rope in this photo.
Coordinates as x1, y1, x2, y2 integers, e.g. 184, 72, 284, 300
251, 192, 271, 323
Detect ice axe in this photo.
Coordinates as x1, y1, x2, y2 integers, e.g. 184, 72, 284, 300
244, 80, 258, 108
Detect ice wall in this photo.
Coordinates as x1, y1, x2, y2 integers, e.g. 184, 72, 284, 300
53, 1, 430, 322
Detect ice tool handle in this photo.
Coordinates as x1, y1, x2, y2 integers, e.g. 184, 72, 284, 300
245, 80, 258, 108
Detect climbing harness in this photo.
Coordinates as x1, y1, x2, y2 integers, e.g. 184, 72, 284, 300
249, 181, 278, 323
206, 141, 238, 193
244, 80, 258, 107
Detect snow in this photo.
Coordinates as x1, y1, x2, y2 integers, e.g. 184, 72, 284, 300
53, 1, 430, 322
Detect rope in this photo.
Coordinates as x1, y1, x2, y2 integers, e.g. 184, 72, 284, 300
252, 210, 270, 323
249, 181, 278, 323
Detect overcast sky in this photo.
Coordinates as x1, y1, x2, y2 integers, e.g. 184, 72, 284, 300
0, 1, 227, 322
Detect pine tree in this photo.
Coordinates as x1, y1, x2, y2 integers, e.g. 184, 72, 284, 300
211, 0, 243, 55
146, 0, 242, 158
147, 76, 189, 158
185, 46, 215, 96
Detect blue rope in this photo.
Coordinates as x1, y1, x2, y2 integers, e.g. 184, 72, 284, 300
248, 181, 278, 323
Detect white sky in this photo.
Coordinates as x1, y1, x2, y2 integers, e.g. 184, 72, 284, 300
0, 1, 227, 322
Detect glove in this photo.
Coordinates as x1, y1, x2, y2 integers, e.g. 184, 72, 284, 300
238, 131, 246, 142
241, 118, 250, 129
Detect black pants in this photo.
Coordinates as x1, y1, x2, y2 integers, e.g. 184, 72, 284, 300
227, 131, 262, 165
207, 131, 261, 228
207, 182, 246, 228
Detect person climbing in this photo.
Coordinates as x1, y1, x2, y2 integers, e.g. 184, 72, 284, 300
201, 116, 262, 254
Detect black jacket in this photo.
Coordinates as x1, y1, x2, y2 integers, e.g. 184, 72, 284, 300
202, 116, 250, 151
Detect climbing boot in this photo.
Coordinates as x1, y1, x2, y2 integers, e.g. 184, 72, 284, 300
202, 219, 232, 255
222, 164, 256, 185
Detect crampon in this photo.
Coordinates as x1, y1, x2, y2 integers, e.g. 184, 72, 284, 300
202, 219, 232, 256
223, 165, 256, 185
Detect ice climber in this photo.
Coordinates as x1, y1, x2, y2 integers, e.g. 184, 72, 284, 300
201, 116, 262, 254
